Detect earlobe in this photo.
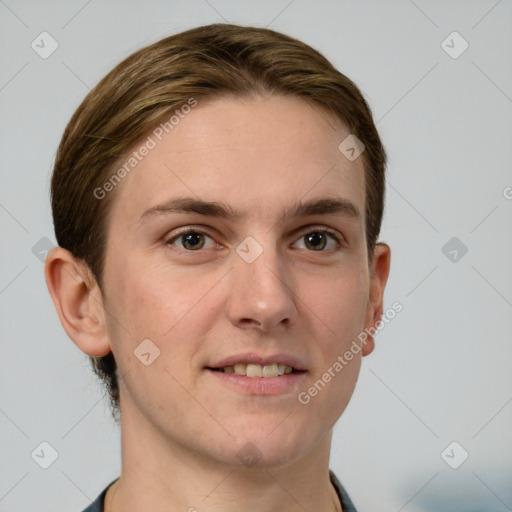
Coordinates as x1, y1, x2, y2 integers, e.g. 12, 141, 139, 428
362, 242, 391, 357
44, 246, 112, 357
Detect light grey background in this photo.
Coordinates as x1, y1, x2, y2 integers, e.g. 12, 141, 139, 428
1, 1, 511, 511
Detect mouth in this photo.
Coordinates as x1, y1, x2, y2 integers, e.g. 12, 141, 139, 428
205, 354, 307, 395
206, 363, 305, 378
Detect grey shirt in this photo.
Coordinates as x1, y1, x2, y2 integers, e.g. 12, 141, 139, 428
82, 470, 357, 511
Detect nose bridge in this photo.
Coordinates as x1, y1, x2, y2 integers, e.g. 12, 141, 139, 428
227, 235, 297, 330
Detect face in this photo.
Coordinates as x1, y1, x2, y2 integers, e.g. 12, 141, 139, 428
100, 94, 382, 467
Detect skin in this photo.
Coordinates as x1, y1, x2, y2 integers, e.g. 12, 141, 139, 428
46, 94, 390, 512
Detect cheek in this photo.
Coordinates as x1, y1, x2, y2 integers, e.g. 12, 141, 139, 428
102, 259, 216, 411
300, 264, 369, 349
104, 255, 223, 362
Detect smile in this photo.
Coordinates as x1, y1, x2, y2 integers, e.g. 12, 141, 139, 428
209, 363, 298, 378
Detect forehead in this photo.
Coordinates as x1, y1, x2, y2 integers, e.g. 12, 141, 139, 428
107, 95, 366, 228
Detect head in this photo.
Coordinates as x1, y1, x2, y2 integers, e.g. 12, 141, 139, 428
46, 24, 390, 466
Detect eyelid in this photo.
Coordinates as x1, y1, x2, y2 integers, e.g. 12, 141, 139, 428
294, 225, 347, 249
166, 225, 215, 238
165, 226, 220, 249
293, 225, 346, 247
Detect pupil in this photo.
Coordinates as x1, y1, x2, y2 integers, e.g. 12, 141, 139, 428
306, 232, 326, 250
183, 233, 204, 250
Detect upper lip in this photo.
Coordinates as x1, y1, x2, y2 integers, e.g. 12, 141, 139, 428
207, 353, 307, 371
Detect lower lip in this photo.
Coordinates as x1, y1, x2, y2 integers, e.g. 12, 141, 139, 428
205, 369, 307, 395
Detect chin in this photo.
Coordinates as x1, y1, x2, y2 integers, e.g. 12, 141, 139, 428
219, 420, 317, 470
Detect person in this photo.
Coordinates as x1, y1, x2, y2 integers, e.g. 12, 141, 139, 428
45, 23, 390, 512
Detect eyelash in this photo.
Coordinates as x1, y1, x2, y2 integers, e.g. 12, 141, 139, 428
165, 226, 344, 252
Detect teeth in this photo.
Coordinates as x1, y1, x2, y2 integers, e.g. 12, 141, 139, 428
262, 364, 278, 378
234, 363, 246, 375
220, 363, 294, 377
246, 364, 263, 377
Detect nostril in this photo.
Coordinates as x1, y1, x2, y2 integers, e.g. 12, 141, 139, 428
239, 318, 262, 326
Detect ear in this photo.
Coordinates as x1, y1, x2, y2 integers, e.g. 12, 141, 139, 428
44, 246, 112, 357
362, 242, 391, 356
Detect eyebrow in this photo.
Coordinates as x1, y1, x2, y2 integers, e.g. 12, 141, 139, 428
137, 196, 361, 224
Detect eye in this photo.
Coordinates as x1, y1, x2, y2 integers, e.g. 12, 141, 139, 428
167, 230, 217, 251
293, 229, 341, 251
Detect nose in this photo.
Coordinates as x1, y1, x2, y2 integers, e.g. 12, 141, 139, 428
225, 240, 298, 332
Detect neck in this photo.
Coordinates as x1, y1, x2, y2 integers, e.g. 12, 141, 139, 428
105, 401, 342, 512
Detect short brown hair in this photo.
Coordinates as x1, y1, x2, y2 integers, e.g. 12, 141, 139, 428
51, 23, 387, 422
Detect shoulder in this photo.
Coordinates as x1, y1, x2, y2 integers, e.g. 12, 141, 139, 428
80, 479, 118, 512
329, 470, 358, 512
81, 475, 352, 511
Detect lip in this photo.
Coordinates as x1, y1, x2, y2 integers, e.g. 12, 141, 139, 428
206, 368, 307, 395
207, 352, 307, 371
